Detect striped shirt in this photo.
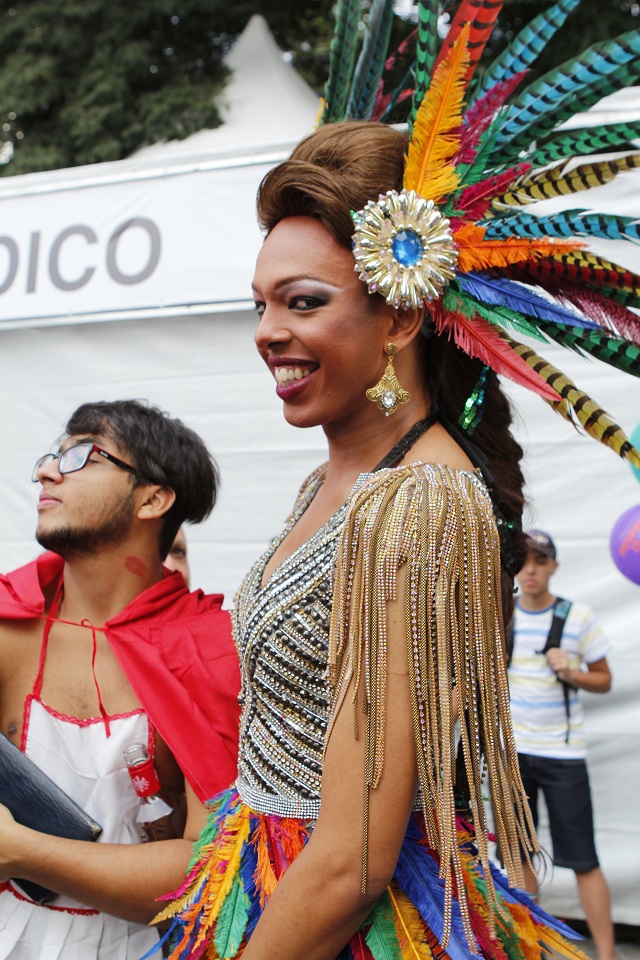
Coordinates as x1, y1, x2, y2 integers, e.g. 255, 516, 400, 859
508, 599, 610, 759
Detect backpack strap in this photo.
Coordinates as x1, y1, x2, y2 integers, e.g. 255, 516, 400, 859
537, 597, 574, 742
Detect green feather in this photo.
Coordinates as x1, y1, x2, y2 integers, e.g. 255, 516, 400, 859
213, 875, 250, 959
346, 0, 396, 120
322, 0, 362, 123
537, 322, 640, 376
529, 121, 640, 166
364, 890, 403, 959
408, 0, 439, 132
444, 286, 548, 342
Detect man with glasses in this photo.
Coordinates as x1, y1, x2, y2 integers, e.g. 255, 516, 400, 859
0, 400, 240, 959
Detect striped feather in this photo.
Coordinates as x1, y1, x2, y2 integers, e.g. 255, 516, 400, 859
346, 0, 396, 121
490, 31, 640, 160
322, 0, 362, 123
372, 28, 416, 121
455, 273, 598, 328
529, 121, 640, 166
536, 322, 640, 375
521, 251, 640, 296
490, 154, 640, 210
434, 0, 504, 82
506, 335, 640, 467
365, 890, 404, 960
481, 209, 640, 244
214, 874, 250, 959
557, 288, 640, 344
471, 0, 581, 102
404, 27, 469, 201
408, 0, 439, 130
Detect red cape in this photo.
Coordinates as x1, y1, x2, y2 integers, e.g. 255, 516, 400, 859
0, 552, 240, 804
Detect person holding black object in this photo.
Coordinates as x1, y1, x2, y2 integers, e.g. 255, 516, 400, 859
509, 530, 615, 960
0, 400, 240, 959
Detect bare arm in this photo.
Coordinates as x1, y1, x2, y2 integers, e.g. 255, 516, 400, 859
242, 578, 418, 960
0, 780, 208, 923
545, 650, 612, 693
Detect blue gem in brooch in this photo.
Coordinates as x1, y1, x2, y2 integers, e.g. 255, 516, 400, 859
352, 189, 458, 309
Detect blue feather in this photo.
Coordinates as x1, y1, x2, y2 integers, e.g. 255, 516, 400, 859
481, 210, 640, 244
394, 828, 481, 960
241, 816, 262, 938
491, 31, 640, 158
471, 0, 581, 103
457, 273, 599, 328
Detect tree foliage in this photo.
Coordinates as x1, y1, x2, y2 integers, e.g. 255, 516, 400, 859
0, 0, 637, 178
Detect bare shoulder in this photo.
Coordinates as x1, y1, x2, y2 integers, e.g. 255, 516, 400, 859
403, 422, 474, 473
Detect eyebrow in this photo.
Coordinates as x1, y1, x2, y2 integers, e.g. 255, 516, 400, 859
59, 435, 100, 452
252, 274, 339, 294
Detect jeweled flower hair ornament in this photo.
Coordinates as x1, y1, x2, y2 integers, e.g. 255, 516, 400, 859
320, 0, 640, 468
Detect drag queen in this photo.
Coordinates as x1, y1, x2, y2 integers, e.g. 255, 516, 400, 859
158, 2, 640, 957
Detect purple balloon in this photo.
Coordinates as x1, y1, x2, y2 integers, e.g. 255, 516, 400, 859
610, 504, 640, 586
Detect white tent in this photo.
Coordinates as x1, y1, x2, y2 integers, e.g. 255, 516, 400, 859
0, 17, 638, 925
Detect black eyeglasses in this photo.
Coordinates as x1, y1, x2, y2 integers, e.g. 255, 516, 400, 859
32, 443, 137, 483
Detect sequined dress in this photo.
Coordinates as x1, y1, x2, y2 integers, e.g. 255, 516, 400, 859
160, 461, 586, 960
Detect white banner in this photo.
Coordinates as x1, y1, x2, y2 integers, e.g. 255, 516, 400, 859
0, 159, 273, 325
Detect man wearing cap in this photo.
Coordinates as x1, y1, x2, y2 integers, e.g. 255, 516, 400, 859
509, 530, 614, 960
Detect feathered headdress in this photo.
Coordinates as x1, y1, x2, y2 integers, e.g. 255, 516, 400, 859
320, 0, 640, 467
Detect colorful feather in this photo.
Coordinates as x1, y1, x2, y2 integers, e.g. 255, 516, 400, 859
365, 890, 404, 960
389, 882, 447, 960
556, 287, 640, 345
408, 0, 439, 130
505, 335, 640, 468
529, 121, 640, 167
322, 0, 362, 123
346, 0, 397, 121
214, 875, 250, 959
455, 273, 598, 328
471, 0, 581, 102
491, 31, 640, 160
481, 210, 640, 244
404, 27, 470, 201
453, 223, 576, 274
394, 834, 478, 960
433, 0, 504, 82
453, 166, 529, 221
490, 154, 640, 210
454, 73, 527, 165
519, 251, 640, 298
372, 28, 417, 122
535, 321, 640, 375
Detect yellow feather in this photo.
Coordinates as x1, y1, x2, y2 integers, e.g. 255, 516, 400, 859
403, 24, 470, 202
389, 883, 436, 960
507, 336, 640, 469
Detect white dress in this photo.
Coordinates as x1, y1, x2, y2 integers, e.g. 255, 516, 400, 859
0, 643, 159, 959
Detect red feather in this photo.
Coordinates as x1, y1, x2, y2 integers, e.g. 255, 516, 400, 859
371, 28, 417, 121
348, 930, 376, 960
435, 0, 505, 81
432, 303, 561, 400
454, 164, 530, 221
561, 287, 640, 344
455, 72, 527, 163
517, 256, 639, 294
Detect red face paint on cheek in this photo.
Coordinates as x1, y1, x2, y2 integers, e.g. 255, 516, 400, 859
125, 556, 147, 576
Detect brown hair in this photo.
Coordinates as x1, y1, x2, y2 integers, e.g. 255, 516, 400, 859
257, 121, 526, 620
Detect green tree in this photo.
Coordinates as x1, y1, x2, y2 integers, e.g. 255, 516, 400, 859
0, 0, 335, 176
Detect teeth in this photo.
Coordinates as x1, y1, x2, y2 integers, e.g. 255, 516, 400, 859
276, 366, 312, 383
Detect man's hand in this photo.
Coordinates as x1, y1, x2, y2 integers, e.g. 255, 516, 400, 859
546, 647, 572, 682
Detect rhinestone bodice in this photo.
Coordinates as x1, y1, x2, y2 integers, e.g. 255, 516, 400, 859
233, 466, 345, 818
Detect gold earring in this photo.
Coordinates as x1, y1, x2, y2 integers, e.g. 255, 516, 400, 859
366, 343, 410, 416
